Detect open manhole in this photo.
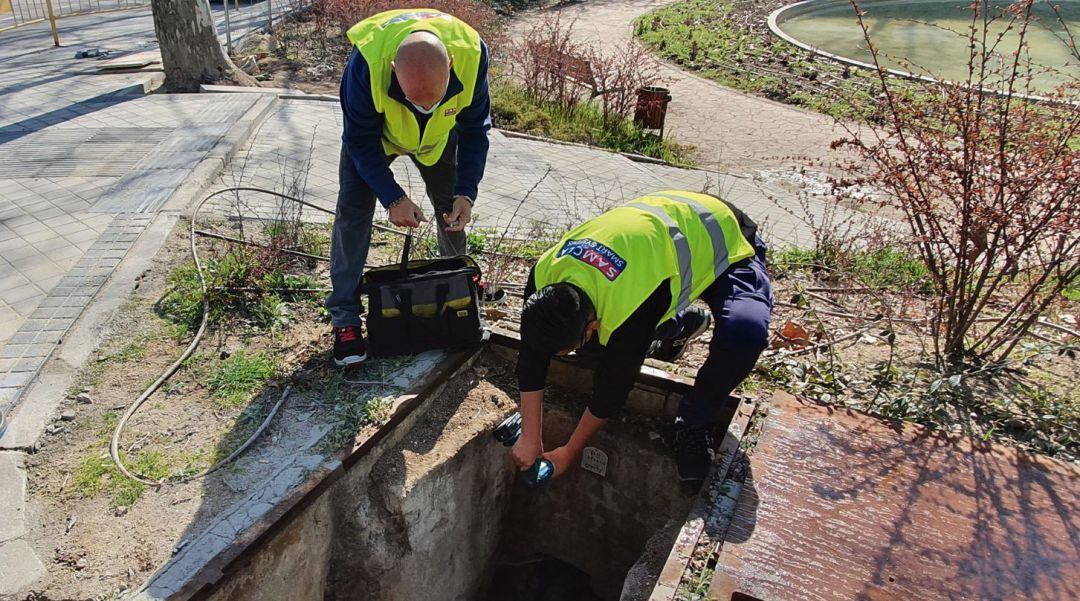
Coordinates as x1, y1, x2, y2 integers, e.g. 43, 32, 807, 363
197, 348, 697, 601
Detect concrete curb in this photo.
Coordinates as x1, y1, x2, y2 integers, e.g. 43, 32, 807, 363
497, 128, 683, 167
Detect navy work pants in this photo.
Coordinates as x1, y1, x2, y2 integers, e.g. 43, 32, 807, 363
655, 237, 773, 426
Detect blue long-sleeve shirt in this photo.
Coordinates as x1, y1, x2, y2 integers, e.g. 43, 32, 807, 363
339, 41, 491, 207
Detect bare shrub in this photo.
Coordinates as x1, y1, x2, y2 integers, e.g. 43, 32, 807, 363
588, 40, 662, 125
838, 0, 1080, 366
505, 14, 591, 113
504, 14, 663, 125
311, 0, 505, 50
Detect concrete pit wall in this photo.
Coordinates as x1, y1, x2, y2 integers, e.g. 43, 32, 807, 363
200, 352, 694, 601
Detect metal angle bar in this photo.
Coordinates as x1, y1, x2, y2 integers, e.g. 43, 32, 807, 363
648, 395, 758, 601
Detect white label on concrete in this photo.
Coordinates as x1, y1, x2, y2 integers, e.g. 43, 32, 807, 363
581, 447, 608, 477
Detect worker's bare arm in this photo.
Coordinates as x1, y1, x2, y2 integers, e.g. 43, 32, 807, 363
511, 389, 545, 470
544, 408, 607, 476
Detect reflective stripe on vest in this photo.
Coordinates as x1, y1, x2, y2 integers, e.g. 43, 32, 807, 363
531, 191, 756, 346
627, 194, 735, 312
625, 202, 695, 311
651, 192, 732, 279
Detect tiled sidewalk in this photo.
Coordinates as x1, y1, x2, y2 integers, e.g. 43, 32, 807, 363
0, 94, 262, 422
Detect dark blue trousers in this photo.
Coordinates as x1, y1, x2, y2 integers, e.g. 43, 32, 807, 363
656, 237, 773, 426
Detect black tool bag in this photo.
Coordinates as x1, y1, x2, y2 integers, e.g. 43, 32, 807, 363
362, 235, 484, 357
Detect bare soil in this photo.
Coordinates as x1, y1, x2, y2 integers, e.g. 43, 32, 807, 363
376, 355, 519, 488
20, 220, 400, 600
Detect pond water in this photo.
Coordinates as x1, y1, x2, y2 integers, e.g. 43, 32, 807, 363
776, 0, 1080, 93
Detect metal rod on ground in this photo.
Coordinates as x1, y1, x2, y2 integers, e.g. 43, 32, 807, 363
193, 229, 329, 262
44, 0, 59, 46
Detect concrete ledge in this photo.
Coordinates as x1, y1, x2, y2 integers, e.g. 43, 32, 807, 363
99, 72, 166, 97
0, 451, 27, 544
648, 393, 758, 601
0, 539, 46, 597
498, 129, 677, 166
133, 350, 477, 601
200, 84, 303, 95
488, 328, 694, 418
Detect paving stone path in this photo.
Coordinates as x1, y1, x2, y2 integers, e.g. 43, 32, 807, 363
0, 93, 265, 418
0, 2, 292, 421
511, 0, 854, 173
0, 8, 286, 592
217, 97, 839, 243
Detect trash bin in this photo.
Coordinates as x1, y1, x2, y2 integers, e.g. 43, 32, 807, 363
634, 86, 672, 134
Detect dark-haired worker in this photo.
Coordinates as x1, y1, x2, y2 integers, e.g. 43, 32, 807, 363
513, 191, 773, 482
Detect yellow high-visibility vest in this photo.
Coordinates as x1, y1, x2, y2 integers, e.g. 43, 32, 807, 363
346, 9, 482, 166
533, 191, 757, 345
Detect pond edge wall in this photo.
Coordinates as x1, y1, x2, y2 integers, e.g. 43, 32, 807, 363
767, 0, 1067, 103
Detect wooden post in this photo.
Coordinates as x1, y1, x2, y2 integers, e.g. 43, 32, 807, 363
44, 0, 59, 47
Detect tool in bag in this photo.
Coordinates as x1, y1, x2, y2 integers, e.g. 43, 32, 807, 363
494, 412, 554, 489
362, 234, 485, 357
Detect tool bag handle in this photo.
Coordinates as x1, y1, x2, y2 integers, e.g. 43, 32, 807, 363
398, 234, 412, 280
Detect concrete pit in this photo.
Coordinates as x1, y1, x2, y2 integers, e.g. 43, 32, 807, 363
200, 349, 695, 601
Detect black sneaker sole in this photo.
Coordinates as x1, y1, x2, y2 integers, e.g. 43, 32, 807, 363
678, 475, 707, 483
333, 353, 368, 367
665, 311, 713, 362
480, 290, 508, 305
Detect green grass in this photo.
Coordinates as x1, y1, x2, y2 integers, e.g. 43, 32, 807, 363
71, 413, 172, 507
208, 351, 276, 407
850, 248, 933, 292
72, 450, 170, 507
156, 261, 208, 335
109, 339, 148, 363
1063, 278, 1080, 302
490, 82, 696, 165
264, 220, 331, 257
634, 0, 896, 122
771, 246, 933, 293
323, 392, 393, 450
157, 243, 324, 336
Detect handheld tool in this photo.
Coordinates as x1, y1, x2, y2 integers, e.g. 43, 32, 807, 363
494, 412, 554, 488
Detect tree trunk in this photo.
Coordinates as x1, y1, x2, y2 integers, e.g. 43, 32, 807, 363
151, 0, 258, 92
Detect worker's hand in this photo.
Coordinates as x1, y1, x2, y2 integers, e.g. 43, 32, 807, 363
542, 446, 576, 478
388, 196, 427, 228
511, 433, 543, 471
442, 196, 472, 232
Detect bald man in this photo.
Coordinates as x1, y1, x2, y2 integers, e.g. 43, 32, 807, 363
327, 10, 492, 366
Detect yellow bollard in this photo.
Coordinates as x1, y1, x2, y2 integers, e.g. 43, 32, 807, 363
44, 0, 60, 47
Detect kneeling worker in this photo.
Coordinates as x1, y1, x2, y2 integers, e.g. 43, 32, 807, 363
512, 191, 773, 482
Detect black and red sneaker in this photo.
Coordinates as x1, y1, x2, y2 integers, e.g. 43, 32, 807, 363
332, 326, 367, 367
477, 282, 507, 305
